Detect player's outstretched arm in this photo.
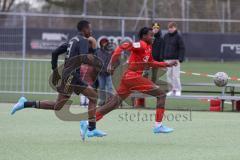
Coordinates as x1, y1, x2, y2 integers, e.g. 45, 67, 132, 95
51, 42, 68, 86
107, 41, 132, 74
51, 42, 68, 70
149, 60, 178, 68
107, 47, 122, 74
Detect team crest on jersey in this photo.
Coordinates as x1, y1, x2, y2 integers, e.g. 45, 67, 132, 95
133, 42, 141, 48
145, 48, 151, 53
143, 56, 149, 62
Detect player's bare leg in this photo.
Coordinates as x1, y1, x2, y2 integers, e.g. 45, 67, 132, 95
93, 85, 173, 133
142, 87, 174, 133
11, 93, 71, 115
95, 94, 124, 120
94, 87, 165, 122
37, 94, 70, 110
79, 86, 107, 139
80, 87, 97, 131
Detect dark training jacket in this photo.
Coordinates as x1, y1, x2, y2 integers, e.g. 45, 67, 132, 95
96, 48, 112, 76
163, 30, 185, 62
152, 31, 164, 62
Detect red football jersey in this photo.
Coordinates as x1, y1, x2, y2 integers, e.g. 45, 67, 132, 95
127, 40, 154, 75
111, 40, 167, 76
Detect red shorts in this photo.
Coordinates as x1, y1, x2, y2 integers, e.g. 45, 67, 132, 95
117, 71, 158, 98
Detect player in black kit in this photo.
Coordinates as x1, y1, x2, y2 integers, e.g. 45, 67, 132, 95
11, 20, 107, 140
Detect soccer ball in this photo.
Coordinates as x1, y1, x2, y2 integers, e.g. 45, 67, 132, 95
213, 72, 229, 87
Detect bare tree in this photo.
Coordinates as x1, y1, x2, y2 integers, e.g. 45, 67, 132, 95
41, 0, 239, 32
0, 0, 15, 12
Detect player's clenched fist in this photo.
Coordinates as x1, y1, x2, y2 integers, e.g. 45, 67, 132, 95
88, 36, 97, 49
166, 60, 178, 67
52, 70, 61, 86
107, 65, 115, 75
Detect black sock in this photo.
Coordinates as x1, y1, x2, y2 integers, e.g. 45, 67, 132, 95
24, 101, 39, 108
88, 121, 96, 131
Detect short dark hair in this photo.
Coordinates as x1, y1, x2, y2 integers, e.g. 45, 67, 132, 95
77, 20, 90, 31
138, 27, 152, 39
168, 22, 177, 28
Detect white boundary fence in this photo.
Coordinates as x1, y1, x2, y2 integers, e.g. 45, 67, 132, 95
1, 12, 240, 96
0, 58, 64, 95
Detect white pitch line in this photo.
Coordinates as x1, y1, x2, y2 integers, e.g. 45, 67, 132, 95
192, 73, 201, 76
224, 102, 232, 104
207, 74, 215, 78
181, 70, 240, 81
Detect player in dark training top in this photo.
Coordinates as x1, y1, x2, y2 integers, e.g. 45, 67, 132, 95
11, 20, 106, 140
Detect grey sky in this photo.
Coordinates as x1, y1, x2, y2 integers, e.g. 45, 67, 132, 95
16, 0, 45, 8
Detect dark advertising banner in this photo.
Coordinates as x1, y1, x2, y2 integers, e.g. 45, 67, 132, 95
26, 28, 135, 56
26, 29, 73, 53
0, 27, 240, 60
25, 29, 240, 60
183, 33, 240, 60
0, 28, 23, 53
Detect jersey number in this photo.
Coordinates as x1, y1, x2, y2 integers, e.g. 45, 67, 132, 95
66, 41, 74, 59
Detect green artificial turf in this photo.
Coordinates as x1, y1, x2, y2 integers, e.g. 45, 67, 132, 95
1, 104, 240, 160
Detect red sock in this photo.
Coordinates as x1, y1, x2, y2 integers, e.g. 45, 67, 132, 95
155, 108, 165, 122
96, 112, 103, 121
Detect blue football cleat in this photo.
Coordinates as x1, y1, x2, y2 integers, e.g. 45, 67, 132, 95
87, 129, 107, 138
11, 97, 27, 115
80, 121, 88, 141
153, 125, 174, 134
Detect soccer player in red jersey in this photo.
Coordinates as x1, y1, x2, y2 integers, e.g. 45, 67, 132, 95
81, 27, 178, 138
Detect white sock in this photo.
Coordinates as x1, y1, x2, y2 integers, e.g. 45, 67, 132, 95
155, 122, 162, 127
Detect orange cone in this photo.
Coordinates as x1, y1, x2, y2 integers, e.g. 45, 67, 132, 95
209, 99, 221, 112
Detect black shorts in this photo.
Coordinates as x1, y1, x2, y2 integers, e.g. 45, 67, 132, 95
57, 73, 88, 96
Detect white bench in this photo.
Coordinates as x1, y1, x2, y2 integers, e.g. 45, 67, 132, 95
182, 83, 240, 96
130, 93, 240, 111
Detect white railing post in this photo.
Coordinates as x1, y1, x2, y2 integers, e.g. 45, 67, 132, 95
121, 19, 125, 39
21, 14, 27, 95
